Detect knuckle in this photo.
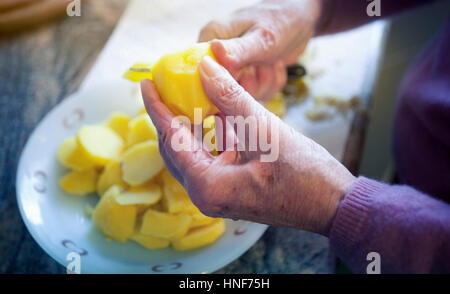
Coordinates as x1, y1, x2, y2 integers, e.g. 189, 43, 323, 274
221, 81, 244, 102
212, 75, 245, 103
255, 25, 279, 53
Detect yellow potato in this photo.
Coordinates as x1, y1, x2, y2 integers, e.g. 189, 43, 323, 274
189, 207, 216, 229
140, 209, 191, 240
127, 114, 157, 146
77, 125, 124, 165
172, 219, 225, 251
131, 233, 169, 250
150, 42, 219, 122
57, 137, 96, 171
264, 92, 286, 118
60, 169, 98, 196
115, 182, 162, 205
96, 160, 127, 196
161, 170, 198, 214
106, 112, 131, 140
92, 185, 137, 242
121, 140, 164, 186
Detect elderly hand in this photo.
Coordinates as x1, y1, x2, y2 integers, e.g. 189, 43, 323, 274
141, 56, 355, 236
198, 0, 322, 101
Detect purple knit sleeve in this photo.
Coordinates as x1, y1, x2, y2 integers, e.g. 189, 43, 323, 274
329, 177, 450, 273
318, 0, 437, 35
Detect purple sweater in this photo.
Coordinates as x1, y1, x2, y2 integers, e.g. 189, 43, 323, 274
323, 1, 450, 273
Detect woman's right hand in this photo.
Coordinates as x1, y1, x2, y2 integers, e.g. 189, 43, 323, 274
198, 0, 323, 101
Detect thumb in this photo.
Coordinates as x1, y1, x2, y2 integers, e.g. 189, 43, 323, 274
211, 26, 280, 69
199, 55, 267, 118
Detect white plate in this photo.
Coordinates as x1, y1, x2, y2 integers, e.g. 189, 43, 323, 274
16, 80, 267, 274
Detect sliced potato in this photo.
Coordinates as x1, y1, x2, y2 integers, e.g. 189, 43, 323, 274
57, 137, 96, 171
189, 207, 216, 229
161, 169, 197, 214
140, 209, 191, 240
59, 169, 98, 196
92, 185, 137, 242
77, 125, 124, 165
127, 114, 157, 146
96, 160, 127, 196
172, 219, 225, 251
106, 112, 131, 140
115, 182, 162, 205
130, 233, 170, 250
121, 140, 164, 186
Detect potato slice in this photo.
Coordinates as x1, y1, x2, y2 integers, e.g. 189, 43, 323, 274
57, 137, 96, 171
122, 140, 164, 186
96, 160, 127, 196
161, 170, 197, 214
130, 233, 169, 250
92, 185, 137, 242
106, 112, 131, 140
172, 219, 225, 251
140, 209, 191, 240
189, 207, 216, 229
77, 125, 124, 165
59, 169, 98, 196
127, 114, 157, 147
115, 183, 162, 205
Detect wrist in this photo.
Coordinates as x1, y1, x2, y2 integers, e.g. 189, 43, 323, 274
310, 159, 356, 237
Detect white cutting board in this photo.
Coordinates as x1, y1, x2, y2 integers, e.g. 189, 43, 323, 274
81, 0, 387, 161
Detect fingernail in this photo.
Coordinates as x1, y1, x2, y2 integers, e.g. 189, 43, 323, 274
200, 55, 221, 77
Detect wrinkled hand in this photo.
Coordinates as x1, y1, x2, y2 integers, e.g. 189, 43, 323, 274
198, 0, 322, 101
141, 56, 355, 236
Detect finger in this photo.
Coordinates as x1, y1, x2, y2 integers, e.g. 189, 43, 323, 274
255, 64, 276, 101
199, 56, 268, 118
198, 18, 252, 42
274, 61, 287, 91
214, 113, 238, 152
140, 79, 213, 177
210, 26, 280, 69
283, 42, 308, 65
257, 62, 287, 102
238, 66, 259, 98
